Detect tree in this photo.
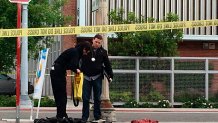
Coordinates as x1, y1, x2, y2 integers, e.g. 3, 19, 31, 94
0, 0, 70, 73
108, 9, 183, 57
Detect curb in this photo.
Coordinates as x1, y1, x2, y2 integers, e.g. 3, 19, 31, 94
1, 107, 218, 112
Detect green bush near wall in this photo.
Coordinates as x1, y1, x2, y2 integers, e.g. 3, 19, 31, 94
33, 96, 56, 107
0, 95, 55, 107
182, 97, 213, 108
0, 95, 16, 107
140, 90, 165, 102
110, 91, 133, 102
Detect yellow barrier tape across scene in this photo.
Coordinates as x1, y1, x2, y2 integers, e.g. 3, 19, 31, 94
0, 19, 218, 37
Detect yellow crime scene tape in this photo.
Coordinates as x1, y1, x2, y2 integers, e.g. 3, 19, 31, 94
0, 19, 218, 37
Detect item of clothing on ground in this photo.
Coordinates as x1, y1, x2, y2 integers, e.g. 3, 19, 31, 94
50, 42, 91, 119
34, 116, 82, 123
81, 46, 113, 121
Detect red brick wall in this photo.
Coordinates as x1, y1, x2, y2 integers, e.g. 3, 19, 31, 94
62, 0, 77, 50
178, 41, 218, 57
62, 0, 77, 97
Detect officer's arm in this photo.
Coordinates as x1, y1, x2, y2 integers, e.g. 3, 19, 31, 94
103, 50, 113, 81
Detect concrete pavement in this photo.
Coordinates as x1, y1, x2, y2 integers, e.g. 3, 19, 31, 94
1, 99, 218, 122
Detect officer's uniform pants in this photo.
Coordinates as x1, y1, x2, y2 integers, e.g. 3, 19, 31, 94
50, 65, 67, 118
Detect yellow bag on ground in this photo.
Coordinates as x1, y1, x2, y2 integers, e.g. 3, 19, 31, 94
73, 73, 83, 101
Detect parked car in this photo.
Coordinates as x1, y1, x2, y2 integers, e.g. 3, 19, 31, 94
0, 74, 34, 95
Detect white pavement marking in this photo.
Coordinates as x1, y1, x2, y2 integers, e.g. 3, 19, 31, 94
1, 119, 33, 123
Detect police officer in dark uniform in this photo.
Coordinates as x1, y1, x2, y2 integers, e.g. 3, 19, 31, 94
50, 41, 91, 123
81, 34, 113, 122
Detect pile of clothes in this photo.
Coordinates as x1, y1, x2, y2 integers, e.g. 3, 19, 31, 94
34, 117, 82, 123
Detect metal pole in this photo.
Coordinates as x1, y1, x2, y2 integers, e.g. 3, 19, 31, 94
20, 3, 32, 107
171, 58, 175, 107
136, 58, 139, 103
16, 3, 21, 123
205, 59, 209, 100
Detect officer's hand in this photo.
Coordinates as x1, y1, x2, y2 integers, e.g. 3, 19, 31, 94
76, 69, 81, 74
109, 78, 112, 83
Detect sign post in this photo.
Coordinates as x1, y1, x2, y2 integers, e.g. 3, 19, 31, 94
9, 0, 31, 123
15, 3, 21, 123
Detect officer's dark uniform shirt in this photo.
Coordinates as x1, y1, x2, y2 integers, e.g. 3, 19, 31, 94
81, 47, 113, 79
54, 48, 80, 73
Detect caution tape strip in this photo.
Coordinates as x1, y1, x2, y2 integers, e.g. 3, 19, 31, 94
0, 19, 218, 37
0, 73, 73, 76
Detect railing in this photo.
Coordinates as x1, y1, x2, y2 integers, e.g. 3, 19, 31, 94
28, 56, 218, 105
109, 56, 218, 105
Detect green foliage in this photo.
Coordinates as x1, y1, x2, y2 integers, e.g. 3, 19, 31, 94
0, 95, 16, 107
182, 97, 213, 108
0, 95, 55, 107
156, 100, 171, 108
139, 59, 171, 70
123, 99, 139, 108
33, 96, 56, 107
139, 102, 154, 108
140, 90, 165, 102
110, 91, 133, 102
175, 89, 203, 102
212, 103, 218, 108
122, 99, 171, 108
175, 61, 205, 70
108, 8, 183, 57
0, 0, 70, 73
182, 101, 193, 108
111, 59, 135, 69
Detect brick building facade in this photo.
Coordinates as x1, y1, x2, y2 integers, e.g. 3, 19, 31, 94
62, 0, 77, 96
179, 41, 218, 57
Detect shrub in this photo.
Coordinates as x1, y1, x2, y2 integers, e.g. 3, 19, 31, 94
123, 99, 172, 108
33, 96, 55, 107
156, 99, 171, 108
174, 89, 203, 102
182, 101, 193, 108
140, 90, 165, 102
182, 97, 213, 108
139, 102, 154, 108
110, 91, 133, 102
123, 99, 139, 108
0, 95, 55, 107
0, 95, 16, 107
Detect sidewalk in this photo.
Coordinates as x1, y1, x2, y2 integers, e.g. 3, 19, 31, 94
2, 99, 218, 112
66, 99, 218, 112
1, 99, 218, 123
